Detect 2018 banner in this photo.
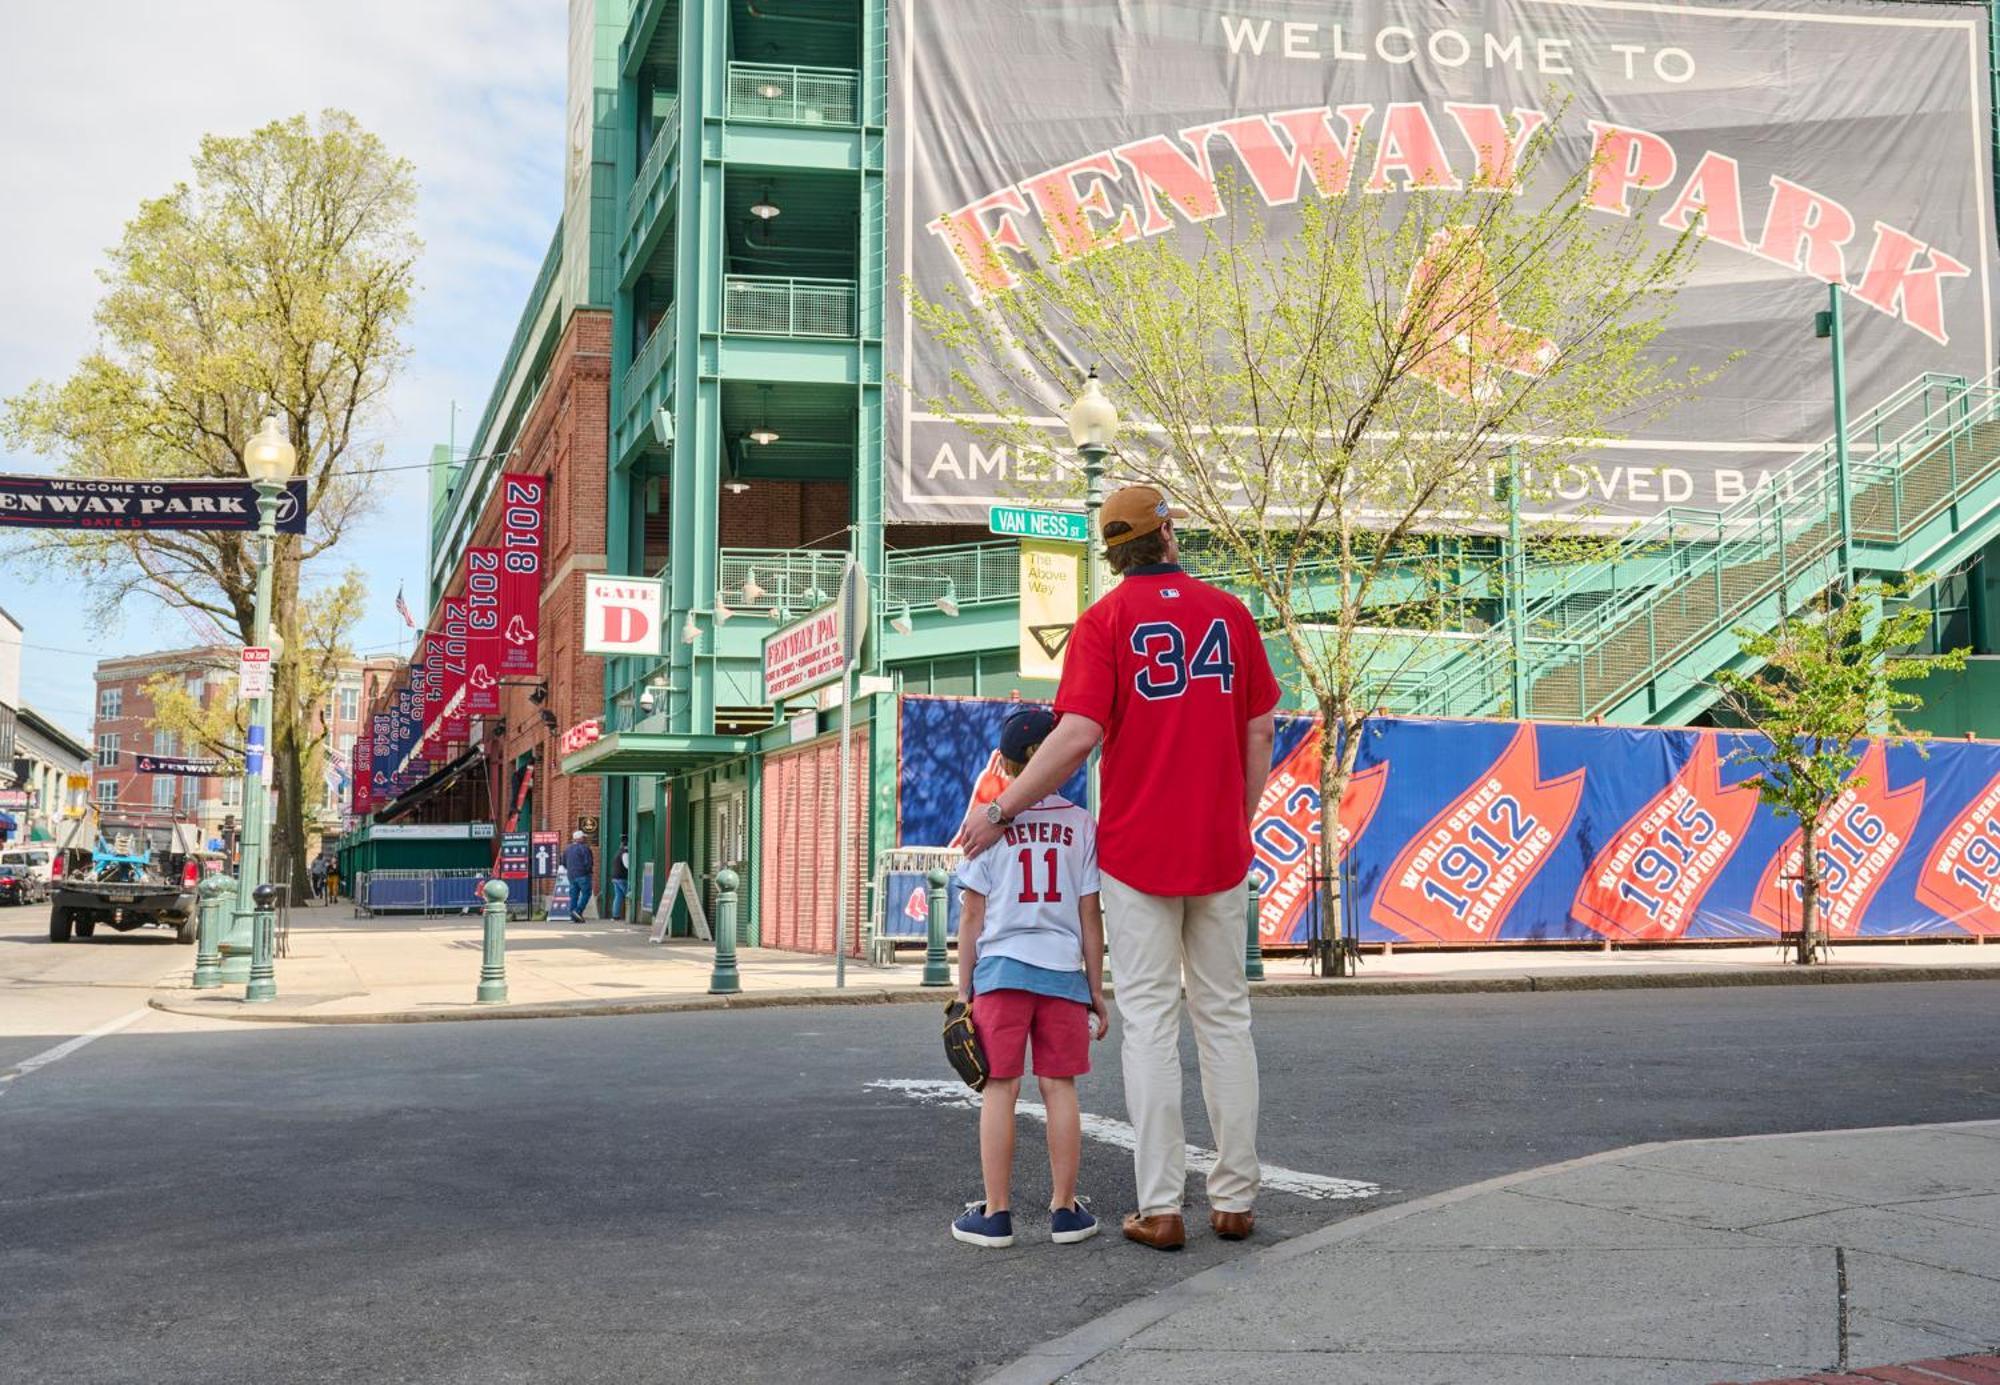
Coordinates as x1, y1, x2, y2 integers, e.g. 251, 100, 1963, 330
499, 474, 545, 675
886, 0, 1996, 526
898, 698, 2000, 943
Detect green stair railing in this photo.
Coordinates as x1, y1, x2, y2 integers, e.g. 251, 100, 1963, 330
1390, 369, 2000, 722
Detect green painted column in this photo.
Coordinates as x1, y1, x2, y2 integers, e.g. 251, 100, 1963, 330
477, 878, 510, 1004
922, 868, 952, 987
855, 0, 888, 673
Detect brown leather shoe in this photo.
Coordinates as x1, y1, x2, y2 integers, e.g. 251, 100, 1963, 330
1122, 1212, 1186, 1250
1210, 1209, 1255, 1241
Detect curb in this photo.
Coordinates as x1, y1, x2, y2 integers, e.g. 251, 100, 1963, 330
146, 961, 2000, 1025
978, 1116, 2000, 1385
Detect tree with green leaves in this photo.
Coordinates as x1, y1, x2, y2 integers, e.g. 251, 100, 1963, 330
1713, 579, 1965, 964
912, 112, 1706, 971
3, 111, 415, 900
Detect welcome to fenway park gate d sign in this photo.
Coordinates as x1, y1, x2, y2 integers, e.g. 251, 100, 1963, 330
886, 0, 1997, 526
0, 475, 309, 532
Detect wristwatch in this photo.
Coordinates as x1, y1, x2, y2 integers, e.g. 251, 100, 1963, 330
984, 801, 1013, 828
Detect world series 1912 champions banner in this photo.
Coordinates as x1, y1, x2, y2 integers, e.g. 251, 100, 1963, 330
886, 0, 1996, 524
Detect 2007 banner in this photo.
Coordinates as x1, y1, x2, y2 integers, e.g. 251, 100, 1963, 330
899, 700, 2000, 943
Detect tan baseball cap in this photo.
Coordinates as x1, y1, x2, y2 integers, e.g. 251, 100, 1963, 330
1101, 485, 1185, 546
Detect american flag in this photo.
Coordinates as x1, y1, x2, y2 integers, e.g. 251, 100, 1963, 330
394, 586, 416, 628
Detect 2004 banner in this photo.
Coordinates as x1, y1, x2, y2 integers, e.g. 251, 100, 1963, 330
886, 0, 1996, 525
899, 700, 2000, 944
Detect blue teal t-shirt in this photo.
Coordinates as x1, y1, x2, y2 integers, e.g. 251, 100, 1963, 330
973, 954, 1091, 1004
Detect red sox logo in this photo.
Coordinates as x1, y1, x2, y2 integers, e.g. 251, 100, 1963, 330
1400, 225, 1556, 405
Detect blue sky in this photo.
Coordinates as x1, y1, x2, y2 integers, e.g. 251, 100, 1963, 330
0, 0, 568, 738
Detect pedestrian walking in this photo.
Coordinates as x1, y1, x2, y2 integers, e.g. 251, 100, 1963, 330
611, 839, 630, 920
310, 856, 328, 902
959, 484, 1278, 1252
948, 706, 1110, 1250
562, 830, 595, 922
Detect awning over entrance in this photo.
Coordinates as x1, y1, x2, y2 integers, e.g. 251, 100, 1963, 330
375, 744, 487, 824
561, 731, 750, 777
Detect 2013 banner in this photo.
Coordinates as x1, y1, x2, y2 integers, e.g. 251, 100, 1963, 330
898, 699, 2000, 943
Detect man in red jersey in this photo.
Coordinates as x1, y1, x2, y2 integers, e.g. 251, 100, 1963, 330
958, 484, 1278, 1251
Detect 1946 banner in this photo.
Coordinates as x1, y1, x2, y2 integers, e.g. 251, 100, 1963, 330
887, 0, 1996, 525
900, 700, 2000, 944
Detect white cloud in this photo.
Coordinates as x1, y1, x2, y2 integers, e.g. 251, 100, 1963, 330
0, 0, 570, 714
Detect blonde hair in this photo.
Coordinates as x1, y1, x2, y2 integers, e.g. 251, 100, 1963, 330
998, 742, 1037, 778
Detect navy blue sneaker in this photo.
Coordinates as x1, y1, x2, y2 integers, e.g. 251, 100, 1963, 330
1050, 1196, 1098, 1244
951, 1201, 1014, 1248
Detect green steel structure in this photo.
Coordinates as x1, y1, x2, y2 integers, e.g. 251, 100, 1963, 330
422, 0, 2000, 944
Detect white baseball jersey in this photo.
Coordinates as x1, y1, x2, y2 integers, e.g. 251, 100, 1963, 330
956, 795, 1100, 973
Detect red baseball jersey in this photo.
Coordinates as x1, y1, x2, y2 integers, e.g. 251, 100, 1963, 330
1054, 564, 1280, 896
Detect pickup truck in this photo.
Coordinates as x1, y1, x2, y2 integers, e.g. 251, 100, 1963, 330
49, 842, 195, 944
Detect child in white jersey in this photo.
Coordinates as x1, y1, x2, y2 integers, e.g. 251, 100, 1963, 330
949, 706, 1109, 1249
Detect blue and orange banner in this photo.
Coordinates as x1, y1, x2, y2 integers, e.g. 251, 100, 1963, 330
897, 699, 2000, 944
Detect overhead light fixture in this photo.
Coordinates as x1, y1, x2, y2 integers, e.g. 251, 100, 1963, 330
529, 684, 549, 706
890, 602, 913, 636
714, 600, 735, 625
802, 586, 826, 607
652, 403, 674, 449
638, 685, 656, 713
539, 708, 559, 732
936, 580, 960, 619
750, 183, 781, 220
682, 611, 701, 645
756, 79, 785, 100
742, 569, 766, 605
724, 479, 749, 495
749, 384, 779, 446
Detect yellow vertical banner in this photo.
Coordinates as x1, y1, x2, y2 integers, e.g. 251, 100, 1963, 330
1019, 539, 1082, 680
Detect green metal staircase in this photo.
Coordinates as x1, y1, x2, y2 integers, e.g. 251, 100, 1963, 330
1386, 370, 2000, 725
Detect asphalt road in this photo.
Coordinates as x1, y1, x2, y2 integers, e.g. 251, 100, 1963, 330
0, 902, 193, 1071
1, 958, 1997, 1383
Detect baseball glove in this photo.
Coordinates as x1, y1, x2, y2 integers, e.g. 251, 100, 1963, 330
941, 999, 989, 1092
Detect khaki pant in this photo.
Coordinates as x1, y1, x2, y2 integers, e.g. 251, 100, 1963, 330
1101, 870, 1261, 1216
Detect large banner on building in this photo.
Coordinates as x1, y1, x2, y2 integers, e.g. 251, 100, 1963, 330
898, 699, 2000, 944
886, 0, 1996, 525
499, 474, 546, 675
465, 547, 504, 715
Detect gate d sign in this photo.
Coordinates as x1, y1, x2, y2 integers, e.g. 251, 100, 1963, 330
583, 576, 665, 656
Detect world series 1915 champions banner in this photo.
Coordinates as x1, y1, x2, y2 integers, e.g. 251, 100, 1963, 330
886, 0, 1996, 524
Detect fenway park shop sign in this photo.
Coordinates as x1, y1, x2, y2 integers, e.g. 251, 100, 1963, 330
0, 476, 309, 532
888, 0, 1998, 524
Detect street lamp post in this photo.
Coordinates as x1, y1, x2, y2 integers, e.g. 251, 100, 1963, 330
1067, 369, 1119, 817
220, 415, 297, 985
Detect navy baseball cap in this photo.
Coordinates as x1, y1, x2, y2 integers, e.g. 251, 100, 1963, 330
998, 706, 1056, 761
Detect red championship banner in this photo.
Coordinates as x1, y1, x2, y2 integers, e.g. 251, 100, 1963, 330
419, 632, 445, 750
441, 596, 470, 744
351, 739, 371, 816
465, 547, 503, 714
1912, 769, 2000, 936
1750, 742, 1925, 938
499, 473, 546, 674
1371, 724, 1584, 943
1570, 734, 1759, 941
1249, 729, 1386, 944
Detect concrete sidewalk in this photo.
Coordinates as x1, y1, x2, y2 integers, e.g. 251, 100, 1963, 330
146, 904, 2000, 1023
991, 1121, 2000, 1385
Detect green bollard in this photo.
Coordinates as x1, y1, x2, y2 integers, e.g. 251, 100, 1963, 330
245, 883, 278, 1004
477, 878, 510, 1003
193, 874, 232, 989
709, 869, 742, 996
1244, 877, 1266, 982
922, 867, 952, 988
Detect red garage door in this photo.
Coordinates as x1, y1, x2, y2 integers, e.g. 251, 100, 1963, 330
760, 728, 869, 955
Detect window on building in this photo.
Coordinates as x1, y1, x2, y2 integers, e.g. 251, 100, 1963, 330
187, 675, 204, 700
96, 734, 120, 768
154, 729, 178, 757
99, 687, 122, 719
153, 775, 176, 808
337, 685, 360, 722
182, 776, 201, 812
222, 776, 242, 809
97, 780, 118, 807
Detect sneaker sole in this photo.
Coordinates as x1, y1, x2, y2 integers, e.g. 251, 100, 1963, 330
1050, 1222, 1100, 1244
951, 1226, 1015, 1248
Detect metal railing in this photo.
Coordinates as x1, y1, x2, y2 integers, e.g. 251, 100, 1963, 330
883, 542, 1018, 609
628, 98, 680, 232
1399, 370, 2000, 721
718, 548, 849, 612
353, 870, 528, 916
722, 276, 856, 338
725, 63, 859, 126
622, 310, 675, 416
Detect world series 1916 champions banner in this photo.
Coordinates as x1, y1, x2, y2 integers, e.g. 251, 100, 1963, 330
900, 699, 2000, 944
886, 0, 1996, 524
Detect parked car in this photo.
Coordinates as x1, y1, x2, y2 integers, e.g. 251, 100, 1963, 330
0, 846, 56, 901
0, 861, 45, 906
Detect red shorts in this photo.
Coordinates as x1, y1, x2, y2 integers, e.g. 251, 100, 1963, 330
972, 987, 1090, 1080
